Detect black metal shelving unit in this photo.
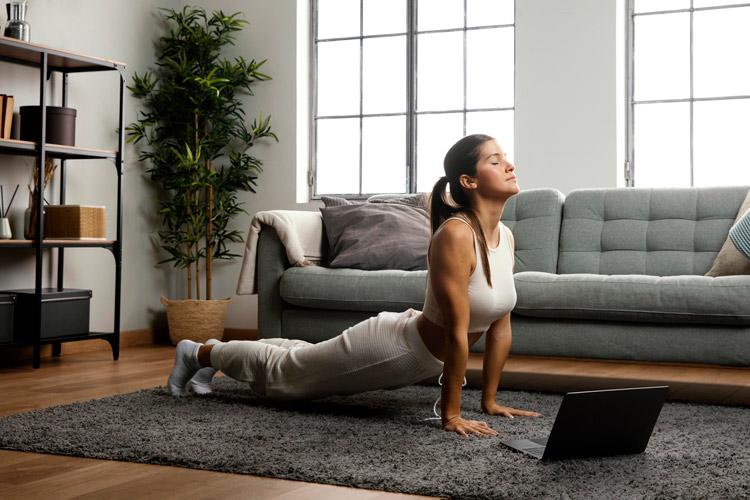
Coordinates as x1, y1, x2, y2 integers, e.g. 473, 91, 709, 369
0, 35, 125, 368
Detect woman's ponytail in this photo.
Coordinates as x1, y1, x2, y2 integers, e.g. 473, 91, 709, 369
429, 176, 455, 235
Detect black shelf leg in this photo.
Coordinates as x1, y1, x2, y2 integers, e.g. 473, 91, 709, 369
52, 342, 61, 357
32, 344, 40, 369
30, 52, 48, 369
106, 335, 119, 360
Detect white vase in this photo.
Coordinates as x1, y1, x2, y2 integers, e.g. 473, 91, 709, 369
0, 218, 12, 240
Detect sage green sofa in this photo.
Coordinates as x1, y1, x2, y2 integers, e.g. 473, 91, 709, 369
254, 186, 750, 367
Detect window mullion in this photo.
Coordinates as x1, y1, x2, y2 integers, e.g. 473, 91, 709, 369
462, 0, 468, 136
359, 0, 364, 196
689, 0, 695, 187
626, 0, 635, 187
407, 0, 417, 193
311, 0, 319, 198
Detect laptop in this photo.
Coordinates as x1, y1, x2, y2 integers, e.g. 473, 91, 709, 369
500, 386, 669, 460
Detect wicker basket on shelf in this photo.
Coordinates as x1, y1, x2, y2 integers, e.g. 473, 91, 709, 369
45, 205, 106, 240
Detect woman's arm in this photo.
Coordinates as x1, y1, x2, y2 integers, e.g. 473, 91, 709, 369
480, 314, 512, 412
428, 221, 497, 436
481, 224, 514, 410
481, 316, 542, 418
481, 228, 541, 419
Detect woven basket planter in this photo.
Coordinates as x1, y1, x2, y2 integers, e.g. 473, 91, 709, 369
160, 296, 231, 345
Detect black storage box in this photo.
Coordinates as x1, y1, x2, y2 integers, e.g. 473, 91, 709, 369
0, 293, 16, 344
20, 106, 77, 146
5, 288, 91, 341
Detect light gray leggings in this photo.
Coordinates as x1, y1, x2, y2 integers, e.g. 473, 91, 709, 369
210, 309, 444, 400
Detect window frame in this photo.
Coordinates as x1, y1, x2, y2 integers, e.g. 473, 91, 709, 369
310, 0, 515, 199
625, 0, 750, 187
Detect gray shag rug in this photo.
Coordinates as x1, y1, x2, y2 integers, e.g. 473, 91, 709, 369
0, 377, 748, 500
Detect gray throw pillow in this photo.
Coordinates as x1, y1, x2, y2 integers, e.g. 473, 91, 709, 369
705, 189, 750, 277
367, 192, 429, 209
321, 196, 359, 207
320, 203, 430, 271
321, 193, 429, 209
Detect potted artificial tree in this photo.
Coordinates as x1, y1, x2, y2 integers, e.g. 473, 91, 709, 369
127, 6, 276, 344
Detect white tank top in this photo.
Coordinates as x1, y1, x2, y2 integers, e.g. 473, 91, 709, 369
421, 217, 517, 334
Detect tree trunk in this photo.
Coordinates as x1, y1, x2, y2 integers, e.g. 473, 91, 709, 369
194, 113, 201, 300
205, 120, 213, 300
186, 188, 193, 300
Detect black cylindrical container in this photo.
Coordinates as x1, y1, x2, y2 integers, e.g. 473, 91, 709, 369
20, 106, 77, 146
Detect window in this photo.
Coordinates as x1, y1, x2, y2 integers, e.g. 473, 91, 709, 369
313, 0, 515, 198
627, 0, 750, 187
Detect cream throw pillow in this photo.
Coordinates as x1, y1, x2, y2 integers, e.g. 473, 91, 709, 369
705, 189, 750, 277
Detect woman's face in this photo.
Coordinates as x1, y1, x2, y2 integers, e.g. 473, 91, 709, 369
472, 140, 519, 198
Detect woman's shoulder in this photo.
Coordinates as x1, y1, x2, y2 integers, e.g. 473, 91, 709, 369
432, 218, 475, 251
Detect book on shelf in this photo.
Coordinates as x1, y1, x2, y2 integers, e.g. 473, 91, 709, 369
0, 94, 5, 138
0, 94, 14, 139
1, 94, 14, 139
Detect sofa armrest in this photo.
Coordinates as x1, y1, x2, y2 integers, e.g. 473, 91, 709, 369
257, 225, 288, 339
254, 211, 326, 338
237, 210, 326, 295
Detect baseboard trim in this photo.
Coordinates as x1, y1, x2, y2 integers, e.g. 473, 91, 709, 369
222, 328, 259, 341
0, 327, 259, 365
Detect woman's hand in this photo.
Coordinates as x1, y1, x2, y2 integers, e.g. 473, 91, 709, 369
443, 416, 499, 437
482, 401, 542, 419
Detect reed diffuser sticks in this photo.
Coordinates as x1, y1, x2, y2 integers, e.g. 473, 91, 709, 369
0, 184, 19, 219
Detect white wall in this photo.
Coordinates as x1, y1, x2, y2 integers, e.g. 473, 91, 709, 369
515, 0, 624, 194
0, 0, 625, 334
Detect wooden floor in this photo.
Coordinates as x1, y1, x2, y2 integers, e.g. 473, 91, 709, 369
0, 344, 748, 499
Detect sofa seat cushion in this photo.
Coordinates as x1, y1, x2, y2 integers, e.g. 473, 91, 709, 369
514, 271, 750, 325
280, 266, 427, 312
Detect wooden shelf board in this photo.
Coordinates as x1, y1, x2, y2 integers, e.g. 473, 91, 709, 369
0, 138, 117, 160
0, 239, 115, 248
44, 239, 115, 247
45, 142, 117, 157
0, 35, 125, 70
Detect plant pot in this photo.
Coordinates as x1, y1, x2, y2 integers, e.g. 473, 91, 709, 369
160, 296, 231, 345
24, 205, 44, 239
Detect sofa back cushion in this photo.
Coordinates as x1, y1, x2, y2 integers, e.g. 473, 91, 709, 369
558, 186, 750, 276
501, 188, 565, 274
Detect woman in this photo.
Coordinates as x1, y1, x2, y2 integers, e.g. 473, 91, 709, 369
167, 134, 541, 436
